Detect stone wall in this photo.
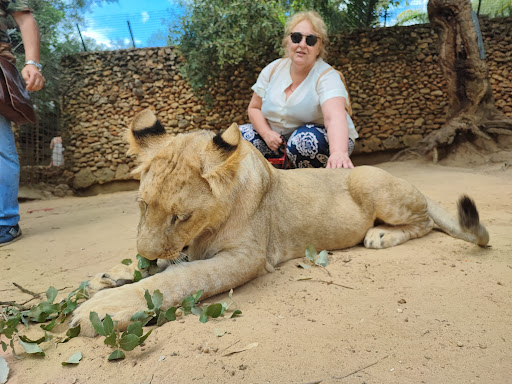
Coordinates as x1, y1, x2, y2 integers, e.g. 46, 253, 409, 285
60, 16, 512, 190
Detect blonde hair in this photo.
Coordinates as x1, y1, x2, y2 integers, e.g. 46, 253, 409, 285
281, 10, 329, 59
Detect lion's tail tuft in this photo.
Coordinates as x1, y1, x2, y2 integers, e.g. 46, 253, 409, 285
427, 196, 489, 246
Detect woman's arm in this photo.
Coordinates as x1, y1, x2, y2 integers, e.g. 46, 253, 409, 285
322, 97, 354, 169
248, 92, 282, 151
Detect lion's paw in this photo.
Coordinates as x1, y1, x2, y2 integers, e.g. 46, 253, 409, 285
364, 227, 403, 249
71, 285, 147, 337
87, 264, 147, 296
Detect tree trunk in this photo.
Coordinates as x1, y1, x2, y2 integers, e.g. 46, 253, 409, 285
397, 0, 512, 160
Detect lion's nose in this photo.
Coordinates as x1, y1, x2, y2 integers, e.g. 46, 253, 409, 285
136, 239, 161, 261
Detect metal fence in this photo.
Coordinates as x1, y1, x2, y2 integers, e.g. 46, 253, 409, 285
12, 44, 60, 169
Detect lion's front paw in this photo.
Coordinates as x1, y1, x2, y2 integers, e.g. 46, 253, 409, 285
87, 264, 147, 296
71, 285, 147, 337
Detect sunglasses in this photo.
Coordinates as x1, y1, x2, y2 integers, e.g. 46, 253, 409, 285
290, 32, 320, 47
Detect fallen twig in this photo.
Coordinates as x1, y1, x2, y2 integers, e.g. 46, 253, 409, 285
0, 301, 29, 311
333, 355, 388, 380
220, 339, 240, 353
27, 208, 54, 214
302, 279, 354, 290
13, 282, 40, 299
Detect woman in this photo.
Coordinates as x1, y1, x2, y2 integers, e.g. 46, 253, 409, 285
50, 136, 64, 166
239, 10, 358, 169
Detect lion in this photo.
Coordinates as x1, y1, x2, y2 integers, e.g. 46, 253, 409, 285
71, 109, 489, 336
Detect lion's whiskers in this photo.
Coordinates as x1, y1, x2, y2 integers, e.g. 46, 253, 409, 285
169, 252, 189, 267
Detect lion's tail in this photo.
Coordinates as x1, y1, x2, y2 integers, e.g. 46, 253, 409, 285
427, 195, 489, 246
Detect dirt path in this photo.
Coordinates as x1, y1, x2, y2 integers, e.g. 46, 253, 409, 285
1, 155, 511, 384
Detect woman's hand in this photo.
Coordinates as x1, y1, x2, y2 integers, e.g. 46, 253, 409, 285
261, 130, 283, 152
247, 92, 283, 151
326, 151, 354, 169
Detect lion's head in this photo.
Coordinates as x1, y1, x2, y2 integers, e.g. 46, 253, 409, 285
127, 110, 247, 260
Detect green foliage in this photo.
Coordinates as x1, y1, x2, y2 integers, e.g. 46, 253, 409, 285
173, 0, 411, 93
2, 280, 241, 366
89, 312, 153, 361
473, 0, 512, 16
137, 254, 152, 270
18, 338, 45, 356
289, 0, 350, 32
62, 351, 82, 366
0, 282, 88, 358
95, 287, 241, 361
134, 254, 159, 282
304, 245, 329, 267
0, 355, 8, 384
173, 0, 284, 91
395, 9, 429, 26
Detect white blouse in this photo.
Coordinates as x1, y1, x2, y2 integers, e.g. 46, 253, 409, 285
252, 57, 358, 140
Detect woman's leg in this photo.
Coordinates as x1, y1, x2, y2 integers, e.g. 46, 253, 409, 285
239, 123, 283, 158
0, 114, 20, 227
287, 124, 354, 168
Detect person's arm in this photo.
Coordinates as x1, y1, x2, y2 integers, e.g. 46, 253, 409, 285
248, 92, 283, 151
322, 97, 354, 169
12, 11, 45, 92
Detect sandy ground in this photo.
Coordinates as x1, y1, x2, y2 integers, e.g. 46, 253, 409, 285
1, 146, 512, 384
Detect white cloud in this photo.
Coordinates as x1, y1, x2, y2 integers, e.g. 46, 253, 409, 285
82, 29, 113, 48
409, 0, 428, 8
82, 16, 115, 48
141, 11, 149, 23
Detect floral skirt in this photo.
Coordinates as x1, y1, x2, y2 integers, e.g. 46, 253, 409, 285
239, 123, 354, 168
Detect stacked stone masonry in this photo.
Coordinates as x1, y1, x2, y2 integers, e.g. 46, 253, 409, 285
60, 17, 512, 189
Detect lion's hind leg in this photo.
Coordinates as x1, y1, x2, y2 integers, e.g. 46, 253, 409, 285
349, 166, 435, 249
364, 219, 433, 249
362, 177, 433, 249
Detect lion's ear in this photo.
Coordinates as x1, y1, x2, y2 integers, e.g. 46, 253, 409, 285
201, 123, 243, 196
126, 109, 167, 155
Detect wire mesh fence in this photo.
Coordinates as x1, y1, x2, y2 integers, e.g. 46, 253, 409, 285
11, 44, 60, 170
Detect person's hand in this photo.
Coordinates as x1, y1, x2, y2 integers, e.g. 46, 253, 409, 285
326, 151, 354, 169
21, 65, 45, 92
261, 130, 283, 152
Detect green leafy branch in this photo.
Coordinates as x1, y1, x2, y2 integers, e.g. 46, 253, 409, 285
92, 288, 241, 361
1, 262, 243, 367
0, 283, 88, 357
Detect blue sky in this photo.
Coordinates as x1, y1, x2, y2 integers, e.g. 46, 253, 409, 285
81, 0, 429, 50
81, 0, 184, 49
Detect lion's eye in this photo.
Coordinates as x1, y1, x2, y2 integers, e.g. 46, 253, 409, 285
179, 213, 191, 222
170, 213, 191, 226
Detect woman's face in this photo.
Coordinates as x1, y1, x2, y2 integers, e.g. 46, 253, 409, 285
287, 20, 322, 69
